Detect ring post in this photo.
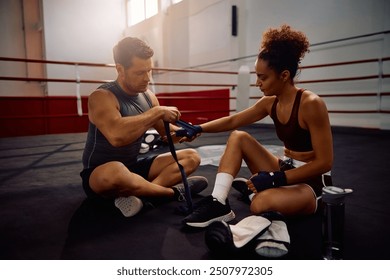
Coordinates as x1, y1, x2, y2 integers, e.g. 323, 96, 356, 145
75, 64, 83, 116
237, 65, 250, 112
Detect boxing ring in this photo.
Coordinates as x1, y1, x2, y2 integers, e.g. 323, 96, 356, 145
0, 53, 389, 137
0, 122, 389, 260
1, 41, 390, 259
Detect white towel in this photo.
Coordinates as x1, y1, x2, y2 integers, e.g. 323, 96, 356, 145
229, 215, 271, 248
255, 220, 290, 257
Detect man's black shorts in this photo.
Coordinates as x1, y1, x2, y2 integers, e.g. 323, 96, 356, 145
80, 155, 158, 199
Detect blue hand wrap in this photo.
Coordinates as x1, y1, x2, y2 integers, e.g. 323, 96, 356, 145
175, 119, 202, 138
250, 171, 287, 192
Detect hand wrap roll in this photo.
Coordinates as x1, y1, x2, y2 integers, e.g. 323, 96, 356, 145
175, 119, 202, 138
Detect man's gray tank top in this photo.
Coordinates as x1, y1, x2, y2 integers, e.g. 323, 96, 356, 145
82, 81, 153, 169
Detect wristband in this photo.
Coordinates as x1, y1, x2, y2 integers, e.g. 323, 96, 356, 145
175, 119, 202, 138
250, 171, 287, 192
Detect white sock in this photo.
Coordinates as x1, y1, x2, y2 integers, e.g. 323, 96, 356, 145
211, 172, 234, 205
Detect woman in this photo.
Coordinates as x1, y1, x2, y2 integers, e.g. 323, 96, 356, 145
183, 24, 333, 228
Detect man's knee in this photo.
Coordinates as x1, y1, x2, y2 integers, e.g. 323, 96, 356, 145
182, 148, 201, 168
90, 162, 127, 190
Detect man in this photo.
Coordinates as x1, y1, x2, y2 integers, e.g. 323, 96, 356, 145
80, 37, 207, 217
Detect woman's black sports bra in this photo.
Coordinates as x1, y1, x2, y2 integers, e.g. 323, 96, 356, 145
270, 89, 313, 152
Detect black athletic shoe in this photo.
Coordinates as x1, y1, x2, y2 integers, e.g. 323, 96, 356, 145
232, 177, 252, 204
182, 195, 235, 227
172, 176, 208, 201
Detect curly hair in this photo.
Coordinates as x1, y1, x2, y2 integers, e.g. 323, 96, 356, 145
113, 37, 154, 69
258, 24, 310, 79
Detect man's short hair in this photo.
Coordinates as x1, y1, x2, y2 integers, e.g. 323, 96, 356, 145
113, 37, 154, 69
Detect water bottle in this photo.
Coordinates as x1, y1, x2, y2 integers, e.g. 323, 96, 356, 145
322, 186, 353, 260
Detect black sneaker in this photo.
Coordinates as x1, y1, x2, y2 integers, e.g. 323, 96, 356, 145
172, 176, 208, 201
232, 177, 252, 204
182, 195, 235, 227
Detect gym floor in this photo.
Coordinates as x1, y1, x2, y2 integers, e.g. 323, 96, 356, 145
0, 124, 389, 260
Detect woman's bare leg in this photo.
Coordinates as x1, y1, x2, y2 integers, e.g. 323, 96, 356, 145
250, 184, 317, 216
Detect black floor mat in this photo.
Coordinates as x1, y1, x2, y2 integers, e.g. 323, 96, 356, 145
1, 125, 389, 260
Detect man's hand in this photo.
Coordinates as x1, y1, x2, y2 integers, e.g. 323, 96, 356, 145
161, 106, 181, 123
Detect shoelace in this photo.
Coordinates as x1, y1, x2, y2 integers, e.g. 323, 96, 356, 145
176, 186, 186, 202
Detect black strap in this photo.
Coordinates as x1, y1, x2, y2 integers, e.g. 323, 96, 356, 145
164, 121, 193, 214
